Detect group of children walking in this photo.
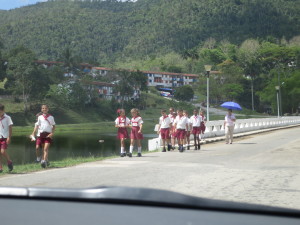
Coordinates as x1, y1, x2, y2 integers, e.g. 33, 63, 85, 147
0, 103, 206, 172
115, 107, 206, 156
157, 108, 206, 152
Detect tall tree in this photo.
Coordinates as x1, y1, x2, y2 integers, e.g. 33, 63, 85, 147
6, 46, 50, 111
237, 39, 261, 110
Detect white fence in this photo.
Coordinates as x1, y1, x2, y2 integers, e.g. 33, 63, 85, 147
148, 117, 300, 151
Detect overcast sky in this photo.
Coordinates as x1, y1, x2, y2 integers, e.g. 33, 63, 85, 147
0, 0, 136, 10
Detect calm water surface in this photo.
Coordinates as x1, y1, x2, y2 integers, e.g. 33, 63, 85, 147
8, 132, 154, 165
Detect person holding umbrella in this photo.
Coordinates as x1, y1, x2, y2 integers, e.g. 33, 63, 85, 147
224, 109, 236, 144
221, 101, 241, 144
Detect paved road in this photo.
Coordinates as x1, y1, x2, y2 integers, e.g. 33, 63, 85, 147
1, 127, 300, 210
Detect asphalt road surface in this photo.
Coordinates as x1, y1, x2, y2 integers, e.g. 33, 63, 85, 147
1, 127, 300, 210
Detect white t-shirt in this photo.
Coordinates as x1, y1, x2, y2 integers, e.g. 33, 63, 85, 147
131, 116, 143, 127
159, 116, 172, 129
190, 115, 202, 127
37, 114, 56, 133
0, 114, 13, 138
115, 116, 130, 127
225, 114, 236, 127
174, 115, 188, 130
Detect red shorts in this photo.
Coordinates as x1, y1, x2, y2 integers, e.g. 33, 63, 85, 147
117, 127, 129, 139
171, 128, 177, 138
200, 123, 206, 133
160, 128, 170, 139
192, 127, 201, 135
37, 132, 52, 145
176, 129, 186, 139
0, 138, 8, 150
130, 126, 143, 140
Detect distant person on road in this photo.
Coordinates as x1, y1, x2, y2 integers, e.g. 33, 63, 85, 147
173, 109, 189, 152
183, 110, 191, 150
0, 104, 13, 172
190, 109, 202, 150
168, 107, 175, 150
115, 109, 130, 157
129, 108, 143, 157
37, 104, 56, 168
157, 110, 172, 152
30, 112, 43, 163
224, 109, 236, 144
200, 111, 206, 140
170, 111, 177, 150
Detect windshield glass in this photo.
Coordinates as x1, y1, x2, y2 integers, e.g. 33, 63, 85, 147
0, 0, 299, 211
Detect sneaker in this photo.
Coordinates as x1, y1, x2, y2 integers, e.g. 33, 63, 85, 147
194, 145, 198, 150
127, 153, 132, 157
179, 146, 183, 153
41, 161, 46, 168
198, 144, 201, 149
137, 153, 142, 157
167, 145, 171, 151
120, 153, 126, 157
162, 148, 166, 152
7, 161, 13, 172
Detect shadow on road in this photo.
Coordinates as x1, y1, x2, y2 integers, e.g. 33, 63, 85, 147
235, 143, 257, 145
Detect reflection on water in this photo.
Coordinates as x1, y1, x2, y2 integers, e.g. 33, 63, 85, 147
8, 133, 153, 165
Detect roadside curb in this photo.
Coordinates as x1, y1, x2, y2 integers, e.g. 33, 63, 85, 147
201, 124, 300, 145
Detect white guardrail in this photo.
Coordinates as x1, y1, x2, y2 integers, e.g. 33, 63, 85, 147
148, 116, 300, 151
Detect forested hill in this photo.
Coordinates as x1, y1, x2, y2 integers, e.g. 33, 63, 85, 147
0, 0, 299, 64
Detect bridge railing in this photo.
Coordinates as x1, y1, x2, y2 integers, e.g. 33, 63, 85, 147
148, 116, 300, 151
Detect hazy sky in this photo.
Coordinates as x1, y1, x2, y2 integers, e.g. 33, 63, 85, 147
0, 0, 136, 10
0, 0, 48, 10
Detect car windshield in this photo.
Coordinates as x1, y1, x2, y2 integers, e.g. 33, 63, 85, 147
0, 0, 300, 211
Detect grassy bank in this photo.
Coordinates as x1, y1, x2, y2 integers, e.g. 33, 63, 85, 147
0, 150, 156, 176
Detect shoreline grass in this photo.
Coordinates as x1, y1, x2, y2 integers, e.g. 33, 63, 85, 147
0, 150, 156, 176
0, 155, 115, 176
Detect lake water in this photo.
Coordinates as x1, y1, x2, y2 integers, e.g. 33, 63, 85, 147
8, 133, 154, 165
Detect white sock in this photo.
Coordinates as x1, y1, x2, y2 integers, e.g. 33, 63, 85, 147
37, 157, 41, 161
130, 145, 134, 153
121, 147, 124, 153
138, 147, 142, 153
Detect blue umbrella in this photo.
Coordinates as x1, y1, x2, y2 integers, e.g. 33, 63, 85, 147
220, 101, 242, 110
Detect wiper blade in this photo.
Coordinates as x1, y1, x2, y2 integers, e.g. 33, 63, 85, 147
1, 186, 300, 218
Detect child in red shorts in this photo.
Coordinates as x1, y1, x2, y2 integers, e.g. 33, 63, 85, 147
190, 109, 202, 150
200, 110, 206, 140
157, 110, 172, 152
173, 109, 189, 152
0, 104, 13, 172
37, 105, 56, 168
115, 109, 130, 157
183, 110, 191, 150
170, 111, 177, 150
129, 108, 143, 157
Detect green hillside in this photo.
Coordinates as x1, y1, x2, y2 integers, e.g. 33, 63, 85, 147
0, 0, 299, 64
